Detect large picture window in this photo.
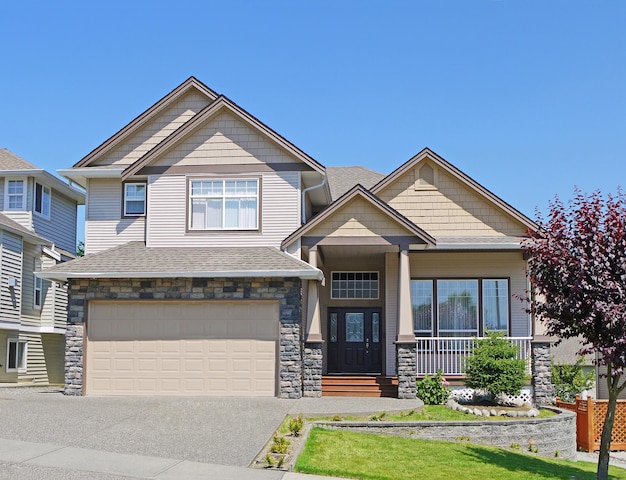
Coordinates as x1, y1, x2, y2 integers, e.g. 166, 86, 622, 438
331, 272, 379, 299
189, 178, 258, 230
411, 278, 509, 337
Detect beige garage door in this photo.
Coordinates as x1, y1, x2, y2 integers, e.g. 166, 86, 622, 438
85, 300, 278, 396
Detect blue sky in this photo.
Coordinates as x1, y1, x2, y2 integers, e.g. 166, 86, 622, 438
1, 1, 624, 244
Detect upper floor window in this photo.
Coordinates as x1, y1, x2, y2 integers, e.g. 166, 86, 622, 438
33, 259, 42, 309
331, 272, 379, 299
189, 178, 258, 230
34, 183, 51, 218
5, 179, 25, 210
411, 278, 509, 337
124, 183, 146, 216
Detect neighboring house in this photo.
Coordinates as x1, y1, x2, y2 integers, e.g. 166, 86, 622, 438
41, 77, 540, 400
0, 149, 84, 385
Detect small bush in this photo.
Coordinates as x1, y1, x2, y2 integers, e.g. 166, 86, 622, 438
270, 434, 290, 454
416, 370, 451, 405
464, 331, 528, 401
551, 356, 594, 402
288, 415, 304, 436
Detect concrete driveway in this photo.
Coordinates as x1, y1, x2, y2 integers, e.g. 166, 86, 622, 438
0, 387, 292, 467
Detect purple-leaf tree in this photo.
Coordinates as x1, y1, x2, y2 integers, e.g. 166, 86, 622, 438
522, 189, 626, 480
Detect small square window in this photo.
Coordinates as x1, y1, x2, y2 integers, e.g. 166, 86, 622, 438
124, 183, 146, 216
7, 339, 27, 373
5, 179, 25, 210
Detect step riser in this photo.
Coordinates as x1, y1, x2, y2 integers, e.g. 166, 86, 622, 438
321, 376, 398, 397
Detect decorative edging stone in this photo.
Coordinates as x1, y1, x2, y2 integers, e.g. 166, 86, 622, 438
314, 407, 576, 460
65, 277, 303, 398
445, 398, 540, 418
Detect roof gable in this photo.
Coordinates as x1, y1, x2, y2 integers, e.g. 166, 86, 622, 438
372, 148, 537, 233
74, 77, 218, 168
282, 185, 436, 249
121, 95, 325, 179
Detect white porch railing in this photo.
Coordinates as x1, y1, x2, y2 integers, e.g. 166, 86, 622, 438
415, 336, 532, 377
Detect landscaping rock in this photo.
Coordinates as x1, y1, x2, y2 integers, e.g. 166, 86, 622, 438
527, 408, 540, 417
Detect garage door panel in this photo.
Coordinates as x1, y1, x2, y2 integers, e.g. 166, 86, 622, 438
86, 300, 278, 396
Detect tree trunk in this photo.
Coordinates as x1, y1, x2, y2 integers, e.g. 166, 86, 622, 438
597, 376, 618, 480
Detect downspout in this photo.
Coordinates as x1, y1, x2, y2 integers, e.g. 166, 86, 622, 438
301, 175, 327, 224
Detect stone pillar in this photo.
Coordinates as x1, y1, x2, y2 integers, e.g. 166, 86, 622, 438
303, 342, 323, 397
531, 339, 553, 406
396, 343, 417, 399
64, 324, 84, 396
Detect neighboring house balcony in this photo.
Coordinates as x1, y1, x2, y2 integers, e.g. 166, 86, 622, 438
415, 336, 533, 377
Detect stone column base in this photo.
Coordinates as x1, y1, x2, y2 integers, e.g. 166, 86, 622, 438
303, 342, 323, 398
396, 342, 417, 399
531, 340, 553, 406
64, 324, 84, 396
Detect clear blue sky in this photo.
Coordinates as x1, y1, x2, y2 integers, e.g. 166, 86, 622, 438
1, 1, 624, 244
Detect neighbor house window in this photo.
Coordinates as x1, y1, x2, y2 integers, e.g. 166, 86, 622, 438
6, 338, 27, 373
5, 179, 25, 210
34, 259, 42, 309
124, 183, 146, 216
331, 272, 379, 299
189, 178, 258, 230
34, 183, 51, 218
411, 278, 509, 337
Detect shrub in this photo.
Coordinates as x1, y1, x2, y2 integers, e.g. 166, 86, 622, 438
416, 370, 450, 405
270, 434, 290, 454
552, 355, 595, 402
288, 415, 304, 436
464, 331, 528, 401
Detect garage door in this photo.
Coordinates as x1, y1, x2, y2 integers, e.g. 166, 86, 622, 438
85, 300, 278, 396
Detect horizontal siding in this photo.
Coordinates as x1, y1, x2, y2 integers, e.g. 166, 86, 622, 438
153, 111, 302, 167
17, 331, 48, 384
0, 330, 17, 382
86, 178, 145, 254
42, 333, 65, 385
95, 91, 211, 166
54, 282, 68, 329
40, 254, 56, 328
378, 166, 527, 237
0, 231, 22, 324
411, 251, 530, 337
21, 243, 41, 321
146, 171, 300, 248
597, 366, 626, 400
32, 189, 77, 253
2, 211, 33, 231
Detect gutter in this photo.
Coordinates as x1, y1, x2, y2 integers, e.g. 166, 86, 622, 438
301, 175, 327, 223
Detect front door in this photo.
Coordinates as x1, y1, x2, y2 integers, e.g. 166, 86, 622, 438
327, 308, 382, 374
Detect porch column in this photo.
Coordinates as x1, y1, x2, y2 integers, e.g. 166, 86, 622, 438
303, 248, 323, 397
396, 248, 417, 399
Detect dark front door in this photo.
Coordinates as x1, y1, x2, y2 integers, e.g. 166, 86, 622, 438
327, 308, 382, 374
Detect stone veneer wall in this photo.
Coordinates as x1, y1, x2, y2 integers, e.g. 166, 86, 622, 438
396, 343, 417, 399
64, 277, 302, 398
532, 340, 553, 406
316, 407, 577, 460
302, 342, 323, 397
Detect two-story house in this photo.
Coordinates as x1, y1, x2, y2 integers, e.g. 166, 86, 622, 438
41, 77, 542, 401
0, 149, 84, 385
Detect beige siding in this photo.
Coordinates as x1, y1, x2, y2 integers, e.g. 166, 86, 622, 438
146, 171, 300, 248
0, 231, 22, 325
21, 243, 41, 322
86, 178, 145, 254
54, 282, 68, 329
32, 189, 77, 253
385, 252, 399, 376
377, 164, 527, 237
152, 111, 302, 167
42, 333, 65, 384
596, 366, 626, 400
3, 211, 33, 231
40, 254, 57, 328
306, 197, 412, 238
94, 91, 212, 166
17, 331, 48, 384
411, 251, 530, 337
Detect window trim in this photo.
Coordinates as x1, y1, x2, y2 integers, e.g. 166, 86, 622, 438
33, 258, 42, 309
122, 182, 147, 217
330, 271, 380, 300
4, 177, 26, 211
411, 277, 511, 336
186, 176, 261, 232
34, 182, 51, 219
6, 338, 27, 373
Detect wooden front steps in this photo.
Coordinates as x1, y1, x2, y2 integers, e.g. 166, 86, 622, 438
322, 375, 398, 397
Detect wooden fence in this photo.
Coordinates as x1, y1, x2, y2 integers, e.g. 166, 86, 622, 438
556, 395, 626, 452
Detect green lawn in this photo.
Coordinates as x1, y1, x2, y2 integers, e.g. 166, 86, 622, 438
295, 428, 626, 480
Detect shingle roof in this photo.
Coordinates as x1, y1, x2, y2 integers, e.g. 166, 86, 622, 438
326, 166, 385, 200
38, 242, 322, 281
0, 149, 41, 171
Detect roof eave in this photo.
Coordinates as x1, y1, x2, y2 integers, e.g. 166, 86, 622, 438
58, 167, 125, 189
37, 268, 324, 282
0, 169, 85, 203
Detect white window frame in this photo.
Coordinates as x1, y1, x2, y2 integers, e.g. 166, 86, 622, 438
331, 271, 379, 300
123, 182, 146, 217
6, 338, 27, 373
34, 258, 42, 309
4, 178, 26, 210
188, 178, 259, 231
34, 182, 51, 218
